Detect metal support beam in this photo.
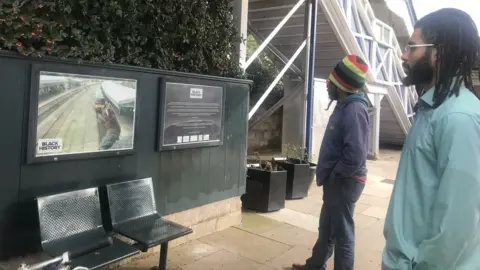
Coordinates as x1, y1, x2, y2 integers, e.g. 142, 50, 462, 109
248, 23, 303, 78
305, 0, 317, 158
248, 40, 307, 119
371, 93, 384, 159
301, 0, 313, 150
375, 48, 391, 77
249, 82, 303, 129
231, 0, 249, 68
405, 0, 418, 26
346, 0, 352, 27
243, 0, 306, 70
403, 84, 409, 112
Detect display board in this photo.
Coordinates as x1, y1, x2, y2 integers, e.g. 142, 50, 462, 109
158, 81, 224, 151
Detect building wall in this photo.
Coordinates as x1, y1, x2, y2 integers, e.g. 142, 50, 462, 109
247, 91, 283, 153
0, 53, 250, 259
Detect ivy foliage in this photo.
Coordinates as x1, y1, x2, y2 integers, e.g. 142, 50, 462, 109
0, 0, 243, 78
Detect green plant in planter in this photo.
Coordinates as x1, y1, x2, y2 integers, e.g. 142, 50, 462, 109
282, 144, 312, 164
253, 152, 278, 172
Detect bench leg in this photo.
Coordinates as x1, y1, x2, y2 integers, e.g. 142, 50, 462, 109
158, 242, 168, 270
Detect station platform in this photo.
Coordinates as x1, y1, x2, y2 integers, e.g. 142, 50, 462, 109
0, 149, 399, 270
118, 149, 401, 270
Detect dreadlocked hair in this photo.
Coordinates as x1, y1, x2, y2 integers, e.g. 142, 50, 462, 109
415, 8, 480, 108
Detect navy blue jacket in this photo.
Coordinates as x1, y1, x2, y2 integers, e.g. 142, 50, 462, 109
316, 92, 370, 186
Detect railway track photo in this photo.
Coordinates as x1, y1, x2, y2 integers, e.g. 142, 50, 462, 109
34, 72, 137, 157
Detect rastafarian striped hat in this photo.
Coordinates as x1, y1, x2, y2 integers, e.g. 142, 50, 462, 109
328, 55, 369, 93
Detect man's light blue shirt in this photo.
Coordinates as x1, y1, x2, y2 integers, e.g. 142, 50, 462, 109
382, 85, 480, 270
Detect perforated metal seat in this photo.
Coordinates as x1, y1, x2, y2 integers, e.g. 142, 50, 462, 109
37, 188, 139, 269
105, 178, 192, 269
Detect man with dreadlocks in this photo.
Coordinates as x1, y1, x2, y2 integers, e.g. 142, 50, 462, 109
382, 8, 480, 270
292, 54, 370, 270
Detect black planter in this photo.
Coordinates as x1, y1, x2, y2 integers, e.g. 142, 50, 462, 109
273, 159, 316, 200
241, 167, 287, 212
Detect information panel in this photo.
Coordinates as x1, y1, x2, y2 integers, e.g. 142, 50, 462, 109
160, 82, 224, 150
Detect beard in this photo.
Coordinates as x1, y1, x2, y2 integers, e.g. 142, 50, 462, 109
402, 54, 434, 88
325, 88, 339, 110
328, 89, 339, 101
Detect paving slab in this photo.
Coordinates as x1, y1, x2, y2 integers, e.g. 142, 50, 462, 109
266, 245, 313, 269
308, 202, 371, 217
285, 198, 323, 215
260, 223, 318, 248
235, 211, 285, 234
361, 206, 389, 220
356, 219, 387, 252
182, 250, 274, 270
198, 227, 292, 264
260, 208, 320, 233
362, 182, 393, 198
307, 186, 324, 197
354, 213, 381, 229
357, 194, 391, 208
168, 240, 221, 268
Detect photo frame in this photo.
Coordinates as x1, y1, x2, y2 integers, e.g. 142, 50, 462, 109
27, 64, 138, 164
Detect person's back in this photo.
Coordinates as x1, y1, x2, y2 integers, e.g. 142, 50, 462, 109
382, 8, 480, 270
315, 94, 369, 185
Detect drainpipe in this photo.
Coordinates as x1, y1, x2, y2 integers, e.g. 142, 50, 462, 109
305, 0, 317, 161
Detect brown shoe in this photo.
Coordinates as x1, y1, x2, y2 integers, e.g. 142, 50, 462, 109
292, 263, 307, 269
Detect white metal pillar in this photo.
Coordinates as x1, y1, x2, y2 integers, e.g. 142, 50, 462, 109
231, 0, 248, 68
371, 92, 385, 159
301, 0, 313, 150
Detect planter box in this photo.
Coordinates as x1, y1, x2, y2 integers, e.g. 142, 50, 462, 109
241, 166, 287, 212
273, 159, 317, 200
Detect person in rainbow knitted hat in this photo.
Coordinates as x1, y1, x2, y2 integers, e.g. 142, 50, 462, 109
293, 55, 370, 270
326, 54, 369, 110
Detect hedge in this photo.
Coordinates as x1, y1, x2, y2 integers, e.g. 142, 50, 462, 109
0, 0, 243, 78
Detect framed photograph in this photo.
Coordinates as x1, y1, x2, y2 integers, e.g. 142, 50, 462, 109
157, 78, 225, 151
27, 65, 138, 163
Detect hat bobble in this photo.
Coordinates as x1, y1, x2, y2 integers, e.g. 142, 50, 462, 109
328, 55, 369, 93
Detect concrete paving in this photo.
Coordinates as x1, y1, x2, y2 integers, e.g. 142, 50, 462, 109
121, 149, 401, 270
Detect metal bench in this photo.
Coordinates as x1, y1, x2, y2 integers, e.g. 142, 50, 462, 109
104, 178, 193, 270
37, 188, 140, 269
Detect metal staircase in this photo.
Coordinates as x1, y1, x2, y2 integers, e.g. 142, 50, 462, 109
248, 0, 344, 80
246, 0, 418, 155
321, 0, 418, 145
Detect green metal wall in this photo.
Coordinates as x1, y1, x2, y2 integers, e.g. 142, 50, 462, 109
0, 52, 250, 258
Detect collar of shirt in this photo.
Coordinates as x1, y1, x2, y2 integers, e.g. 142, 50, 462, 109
419, 78, 466, 108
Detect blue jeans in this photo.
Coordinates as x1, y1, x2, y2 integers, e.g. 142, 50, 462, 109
305, 175, 365, 270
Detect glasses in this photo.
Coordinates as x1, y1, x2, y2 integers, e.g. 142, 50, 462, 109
404, 44, 435, 53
